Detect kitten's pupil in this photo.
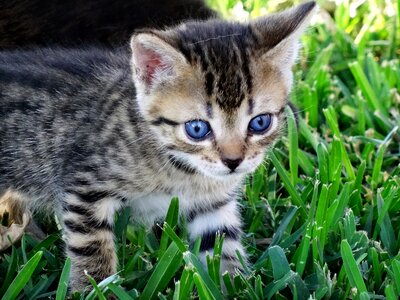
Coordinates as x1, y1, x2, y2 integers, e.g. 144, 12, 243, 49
257, 118, 264, 126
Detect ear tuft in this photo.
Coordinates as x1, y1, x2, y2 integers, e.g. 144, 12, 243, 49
253, 1, 317, 49
131, 36, 168, 86
252, 1, 317, 64
130, 32, 185, 89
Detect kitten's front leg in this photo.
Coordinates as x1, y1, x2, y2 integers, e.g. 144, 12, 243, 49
60, 192, 122, 291
187, 199, 246, 274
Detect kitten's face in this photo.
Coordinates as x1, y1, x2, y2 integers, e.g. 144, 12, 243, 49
130, 1, 316, 179
140, 59, 288, 179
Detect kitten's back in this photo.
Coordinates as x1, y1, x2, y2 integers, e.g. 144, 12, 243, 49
0, 47, 134, 194
0, 47, 128, 91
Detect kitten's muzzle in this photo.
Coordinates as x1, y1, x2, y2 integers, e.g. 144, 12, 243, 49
218, 139, 245, 172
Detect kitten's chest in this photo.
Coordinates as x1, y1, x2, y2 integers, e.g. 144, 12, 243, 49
128, 175, 242, 226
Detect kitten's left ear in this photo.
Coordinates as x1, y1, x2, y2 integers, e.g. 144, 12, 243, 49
130, 31, 188, 91
252, 1, 317, 65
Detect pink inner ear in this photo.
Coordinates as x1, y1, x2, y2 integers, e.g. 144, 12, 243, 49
135, 44, 167, 85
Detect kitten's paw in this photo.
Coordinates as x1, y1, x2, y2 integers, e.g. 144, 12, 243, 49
0, 190, 31, 250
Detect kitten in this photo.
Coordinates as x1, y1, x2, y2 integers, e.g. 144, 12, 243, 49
0, 1, 316, 291
0, 0, 216, 49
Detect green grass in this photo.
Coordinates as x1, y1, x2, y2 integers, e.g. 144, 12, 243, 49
1, 0, 399, 299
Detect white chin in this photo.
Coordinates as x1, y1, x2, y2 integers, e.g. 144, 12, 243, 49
199, 168, 247, 180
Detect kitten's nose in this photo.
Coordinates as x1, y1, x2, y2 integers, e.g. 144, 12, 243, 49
222, 158, 243, 171
219, 139, 245, 172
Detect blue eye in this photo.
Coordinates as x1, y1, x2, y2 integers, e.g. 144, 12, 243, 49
185, 120, 211, 140
248, 114, 272, 133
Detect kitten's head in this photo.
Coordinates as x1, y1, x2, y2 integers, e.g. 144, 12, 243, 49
130, 1, 316, 179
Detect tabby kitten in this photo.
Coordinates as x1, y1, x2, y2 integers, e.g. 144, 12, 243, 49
0, 1, 316, 291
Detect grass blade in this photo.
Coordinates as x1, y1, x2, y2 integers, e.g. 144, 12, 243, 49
2, 250, 43, 300
56, 257, 71, 300
107, 283, 135, 300
340, 240, 367, 294
269, 151, 307, 218
183, 252, 223, 300
141, 242, 183, 300
159, 197, 179, 258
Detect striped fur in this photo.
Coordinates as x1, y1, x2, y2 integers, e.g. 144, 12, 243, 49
0, 2, 316, 291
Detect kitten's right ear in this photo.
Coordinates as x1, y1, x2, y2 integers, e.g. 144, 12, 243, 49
130, 32, 188, 91
252, 1, 317, 66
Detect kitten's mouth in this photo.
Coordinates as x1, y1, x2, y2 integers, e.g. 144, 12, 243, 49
210, 168, 247, 178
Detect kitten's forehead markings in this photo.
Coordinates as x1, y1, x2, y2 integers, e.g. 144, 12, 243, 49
206, 102, 213, 118
188, 33, 242, 45
231, 37, 253, 96
248, 98, 254, 115
179, 27, 254, 113
195, 91, 213, 119
225, 113, 240, 129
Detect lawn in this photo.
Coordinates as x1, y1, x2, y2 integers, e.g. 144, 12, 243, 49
0, 0, 399, 299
